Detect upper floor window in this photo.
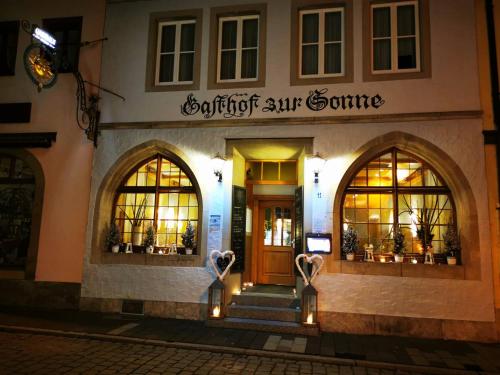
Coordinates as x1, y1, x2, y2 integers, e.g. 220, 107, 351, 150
42, 16, 82, 73
208, 4, 266, 89
0, 21, 19, 76
218, 15, 259, 82
371, 1, 419, 73
300, 8, 343, 77
156, 19, 196, 85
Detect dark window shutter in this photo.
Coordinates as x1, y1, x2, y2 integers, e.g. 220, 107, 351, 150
231, 186, 246, 272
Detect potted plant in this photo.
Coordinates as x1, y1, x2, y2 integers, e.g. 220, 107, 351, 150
342, 226, 358, 261
181, 221, 196, 255
105, 222, 121, 253
118, 197, 148, 246
144, 225, 155, 254
443, 223, 460, 265
393, 226, 406, 263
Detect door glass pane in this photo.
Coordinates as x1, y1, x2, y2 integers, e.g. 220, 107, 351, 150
373, 39, 391, 70
397, 5, 415, 36
302, 13, 319, 43
264, 207, 272, 245
325, 43, 341, 74
373, 7, 390, 38
220, 51, 236, 79
180, 23, 195, 51
179, 52, 194, 81
159, 54, 174, 82
241, 49, 257, 79
302, 45, 318, 75
325, 11, 342, 42
273, 207, 282, 246
283, 208, 292, 246
161, 25, 176, 53
242, 18, 258, 48
221, 20, 237, 49
398, 37, 416, 69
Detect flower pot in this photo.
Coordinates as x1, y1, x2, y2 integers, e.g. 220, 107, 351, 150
394, 254, 404, 263
446, 256, 457, 266
146, 245, 154, 254
111, 244, 120, 253
132, 225, 143, 246
346, 253, 355, 261
185, 248, 193, 255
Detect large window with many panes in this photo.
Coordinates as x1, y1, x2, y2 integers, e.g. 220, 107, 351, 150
342, 149, 455, 255
113, 154, 199, 252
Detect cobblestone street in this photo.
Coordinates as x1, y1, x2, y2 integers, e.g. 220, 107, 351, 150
0, 332, 432, 375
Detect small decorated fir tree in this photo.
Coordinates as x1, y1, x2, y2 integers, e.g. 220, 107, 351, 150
393, 226, 406, 255
105, 222, 121, 250
144, 225, 156, 248
342, 226, 358, 255
181, 221, 195, 250
443, 224, 460, 258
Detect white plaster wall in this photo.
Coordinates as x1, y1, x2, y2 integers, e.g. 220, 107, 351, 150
82, 118, 495, 322
98, 0, 481, 123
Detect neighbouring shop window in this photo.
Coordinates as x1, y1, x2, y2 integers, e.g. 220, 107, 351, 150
0, 21, 20, 76
42, 16, 82, 73
0, 155, 35, 268
156, 19, 196, 85
341, 149, 456, 254
371, 1, 419, 73
218, 15, 259, 81
300, 8, 344, 77
113, 154, 200, 251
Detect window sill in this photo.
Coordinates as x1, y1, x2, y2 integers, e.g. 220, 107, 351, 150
340, 260, 465, 280
100, 252, 201, 267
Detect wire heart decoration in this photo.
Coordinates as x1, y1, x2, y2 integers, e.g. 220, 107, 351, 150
209, 250, 235, 281
295, 254, 324, 286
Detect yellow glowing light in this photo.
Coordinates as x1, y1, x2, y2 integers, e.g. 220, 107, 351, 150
234, 289, 241, 295
306, 313, 313, 324
212, 305, 220, 317
380, 257, 386, 263
410, 212, 418, 237
411, 258, 418, 264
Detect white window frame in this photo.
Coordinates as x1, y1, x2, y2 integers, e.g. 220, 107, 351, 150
371, 1, 420, 74
299, 7, 344, 78
217, 15, 259, 82
155, 19, 196, 86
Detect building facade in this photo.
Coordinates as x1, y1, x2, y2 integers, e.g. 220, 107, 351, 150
78, 0, 495, 341
0, 0, 105, 308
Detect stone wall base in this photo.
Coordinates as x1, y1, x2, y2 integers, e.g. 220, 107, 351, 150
319, 311, 498, 343
80, 297, 207, 321
0, 280, 80, 310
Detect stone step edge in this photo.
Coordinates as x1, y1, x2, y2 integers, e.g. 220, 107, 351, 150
0, 324, 475, 375
237, 292, 298, 299
227, 304, 301, 313
223, 317, 302, 327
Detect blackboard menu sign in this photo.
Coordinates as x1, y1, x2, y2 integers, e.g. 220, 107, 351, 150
294, 186, 304, 260
231, 186, 246, 272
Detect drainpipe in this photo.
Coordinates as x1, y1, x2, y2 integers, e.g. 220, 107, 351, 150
485, 0, 500, 199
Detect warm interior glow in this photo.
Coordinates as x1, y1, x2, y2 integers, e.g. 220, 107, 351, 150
212, 305, 220, 317
234, 289, 241, 295
380, 256, 386, 263
306, 313, 313, 324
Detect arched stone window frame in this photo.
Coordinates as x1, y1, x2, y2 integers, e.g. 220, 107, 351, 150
331, 132, 481, 280
90, 140, 203, 267
0, 149, 44, 280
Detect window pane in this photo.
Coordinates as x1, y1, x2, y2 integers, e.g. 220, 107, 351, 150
161, 25, 176, 53
242, 18, 258, 48
302, 45, 318, 75
221, 20, 237, 49
398, 37, 416, 69
220, 51, 236, 79
241, 49, 257, 79
159, 54, 174, 82
397, 5, 415, 36
325, 43, 341, 74
373, 7, 390, 38
264, 207, 272, 245
302, 13, 319, 43
179, 52, 194, 81
373, 39, 391, 70
274, 207, 282, 246
325, 12, 342, 42
180, 23, 195, 51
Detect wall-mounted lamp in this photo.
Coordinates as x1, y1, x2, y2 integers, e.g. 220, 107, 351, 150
310, 152, 326, 184
212, 153, 226, 182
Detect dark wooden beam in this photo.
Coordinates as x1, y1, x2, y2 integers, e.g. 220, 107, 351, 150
0, 103, 32, 123
0, 132, 57, 148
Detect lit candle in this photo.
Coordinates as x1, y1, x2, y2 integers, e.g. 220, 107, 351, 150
158, 250, 164, 255
380, 256, 386, 263
306, 313, 313, 325
213, 305, 220, 317
411, 258, 418, 264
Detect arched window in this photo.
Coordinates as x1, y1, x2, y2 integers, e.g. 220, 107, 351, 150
341, 148, 455, 255
0, 154, 36, 269
113, 154, 199, 251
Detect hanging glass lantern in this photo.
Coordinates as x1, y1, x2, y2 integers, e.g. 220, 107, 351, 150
301, 284, 318, 326
208, 279, 225, 319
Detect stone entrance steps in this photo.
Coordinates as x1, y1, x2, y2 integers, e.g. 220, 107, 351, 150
206, 288, 319, 336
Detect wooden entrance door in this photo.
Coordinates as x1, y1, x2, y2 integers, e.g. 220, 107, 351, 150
257, 199, 295, 285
